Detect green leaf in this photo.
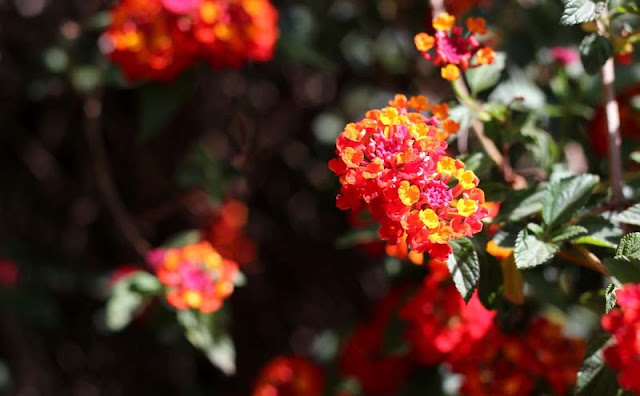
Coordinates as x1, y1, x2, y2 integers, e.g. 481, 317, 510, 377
573, 215, 621, 248
561, 0, 607, 25
615, 232, 640, 259
541, 174, 600, 229
514, 229, 560, 269
489, 69, 546, 111
138, 71, 195, 140
580, 33, 614, 74
605, 284, 618, 313
613, 202, 640, 226
447, 238, 480, 302
177, 309, 236, 374
105, 271, 161, 331
576, 335, 619, 396
551, 225, 588, 243
495, 188, 544, 222
465, 52, 506, 95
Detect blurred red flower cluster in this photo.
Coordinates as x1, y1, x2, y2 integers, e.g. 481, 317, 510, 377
400, 260, 495, 366
202, 199, 256, 266
147, 241, 238, 313
451, 317, 585, 396
329, 95, 488, 261
602, 283, 640, 394
339, 285, 414, 395
252, 356, 325, 396
102, 0, 279, 81
336, 259, 585, 396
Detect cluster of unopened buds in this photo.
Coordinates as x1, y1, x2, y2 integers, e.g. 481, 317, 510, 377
602, 283, 640, 394
102, 0, 279, 81
147, 241, 239, 313
329, 94, 488, 261
414, 13, 495, 81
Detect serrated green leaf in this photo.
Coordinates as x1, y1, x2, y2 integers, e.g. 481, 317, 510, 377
561, 0, 607, 25
551, 225, 588, 243
465, 52, 506, 95
616, 232, 640, 259
580, 33, 614, 74
613, 202, 640, 226
447, 238, 480, 302
541, 174, 600, 229
576, 335, 619, 396
514, 229, 560, 269
605, 284, 618, 313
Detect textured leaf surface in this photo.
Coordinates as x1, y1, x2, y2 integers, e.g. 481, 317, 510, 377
541, 174, 599, 229
447, 238, 480, 302
561, 0, 606, 25
514, 229, 559, 269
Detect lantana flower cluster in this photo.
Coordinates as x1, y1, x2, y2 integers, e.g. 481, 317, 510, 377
252, 356, 325, 396
414, 13, 495, 81
449, 317, 585, 396
400, 259, 495, 365
102, 0, 279, 81
601, 283, 640, 393
147, 241, 238, 313
329, 94, 488, 261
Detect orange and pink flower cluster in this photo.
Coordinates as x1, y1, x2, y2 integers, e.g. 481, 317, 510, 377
102, 0, 279, 81
147, 241, 238, 313
602, 283, 640, 394
414, 13, 495, 81
329, 95, 488, 261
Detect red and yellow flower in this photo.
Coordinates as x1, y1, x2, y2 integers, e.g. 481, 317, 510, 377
329, 94, 487, 261
102, 0, 278, 81
147, 241, 238, 313
414, 13, 495, 81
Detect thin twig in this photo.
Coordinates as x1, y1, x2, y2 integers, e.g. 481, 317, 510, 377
84, 93, 151, 257
598, 10, 624, 206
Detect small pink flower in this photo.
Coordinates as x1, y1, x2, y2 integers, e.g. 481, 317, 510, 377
550, 47, 579, 66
